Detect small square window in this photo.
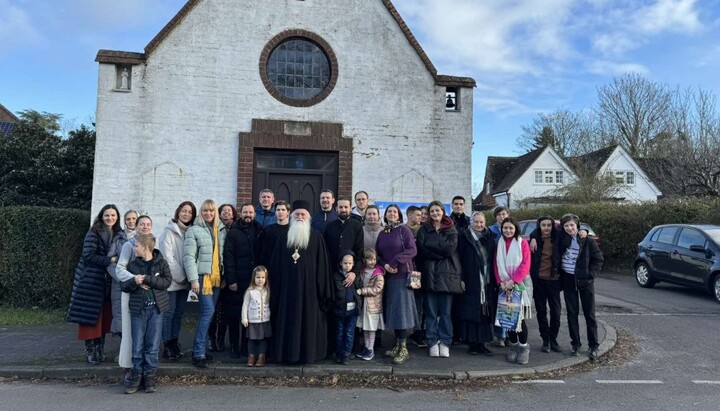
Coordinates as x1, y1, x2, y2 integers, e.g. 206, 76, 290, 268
556, 171, 564, 184
535, 171, 543, 184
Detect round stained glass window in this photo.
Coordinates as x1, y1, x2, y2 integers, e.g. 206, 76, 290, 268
266, 38, 331, 101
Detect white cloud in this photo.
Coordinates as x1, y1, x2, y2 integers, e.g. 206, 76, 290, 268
394, 0, 576, 75
0, 0, 42, 50
587, 60, 650, 76
636, 0, 702, 34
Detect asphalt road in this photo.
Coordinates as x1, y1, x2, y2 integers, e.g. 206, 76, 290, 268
1, 273, 718, 410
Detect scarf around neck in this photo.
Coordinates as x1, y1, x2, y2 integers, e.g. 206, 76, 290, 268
496, 236, 532, 330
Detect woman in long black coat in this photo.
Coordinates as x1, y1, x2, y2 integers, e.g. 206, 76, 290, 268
68, 204, 123, 364
456, 212, 497, 356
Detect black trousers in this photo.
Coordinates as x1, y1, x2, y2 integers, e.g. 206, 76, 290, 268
561, 272, 598, 349
533, 278, 562, 343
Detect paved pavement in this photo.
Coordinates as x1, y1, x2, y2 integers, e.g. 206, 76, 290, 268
0, 304, 614, 380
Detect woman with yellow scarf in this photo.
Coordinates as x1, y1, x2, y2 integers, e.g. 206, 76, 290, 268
183, 199, 228, 368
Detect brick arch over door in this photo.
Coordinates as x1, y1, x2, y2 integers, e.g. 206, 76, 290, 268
237, 119, 353, 206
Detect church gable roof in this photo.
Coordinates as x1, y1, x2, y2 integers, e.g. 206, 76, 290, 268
95, 0, 475, 88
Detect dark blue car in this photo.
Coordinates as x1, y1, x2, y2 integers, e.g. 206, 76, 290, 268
634, 224, 720, 303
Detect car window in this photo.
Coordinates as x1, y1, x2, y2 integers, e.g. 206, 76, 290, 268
657, 227, 678, 245
650, 228, 661, 242
520, 222, 532, 236
676, 228, 707, 250
580, 224, 596, 236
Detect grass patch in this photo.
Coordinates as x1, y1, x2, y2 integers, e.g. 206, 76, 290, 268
0, 307, 67, 326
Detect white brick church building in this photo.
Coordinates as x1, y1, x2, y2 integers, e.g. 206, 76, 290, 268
92, 0, 475, 220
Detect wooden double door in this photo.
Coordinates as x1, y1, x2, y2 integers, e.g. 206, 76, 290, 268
253, 150, 338, 216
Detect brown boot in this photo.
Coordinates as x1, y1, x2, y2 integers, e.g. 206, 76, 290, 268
255, 354, 266, 367
247, 354, 257, 367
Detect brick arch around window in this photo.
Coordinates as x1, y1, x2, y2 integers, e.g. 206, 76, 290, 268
237, 119, 353, 206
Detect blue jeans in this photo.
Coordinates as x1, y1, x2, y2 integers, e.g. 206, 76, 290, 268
424, 292, 453, 347
130, 305, 163, 374
162, 289, 189, 342
335, 311, 358, 357
193, 276, 219, 358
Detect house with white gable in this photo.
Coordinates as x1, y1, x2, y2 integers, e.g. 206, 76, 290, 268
476, 145, 662, 210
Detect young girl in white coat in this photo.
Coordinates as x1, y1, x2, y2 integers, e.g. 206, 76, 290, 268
242, 266, 271, 367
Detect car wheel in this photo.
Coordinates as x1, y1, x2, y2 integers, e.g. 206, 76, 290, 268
635, 262, 656, 288
713, 275, 720, 304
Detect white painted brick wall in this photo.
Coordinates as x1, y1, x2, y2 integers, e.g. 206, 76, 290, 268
93, 0, 473, 230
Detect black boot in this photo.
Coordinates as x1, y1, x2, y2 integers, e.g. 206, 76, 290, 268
84, 340, 99, 365
95, 337, 106, 362
124, 371, 141, 394
144, 370, 157, 393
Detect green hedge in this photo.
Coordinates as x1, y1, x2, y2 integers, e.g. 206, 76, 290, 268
0, 206, 89, 308
489, 197, 720, 268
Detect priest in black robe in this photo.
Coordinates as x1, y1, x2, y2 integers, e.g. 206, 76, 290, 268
269, 200, 333, 364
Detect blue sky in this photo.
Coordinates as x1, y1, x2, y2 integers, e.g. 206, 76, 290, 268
2, 0, 720, 193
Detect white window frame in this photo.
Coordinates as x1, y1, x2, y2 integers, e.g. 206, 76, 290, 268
533, 169, 564, 185
608, 170, 636, 186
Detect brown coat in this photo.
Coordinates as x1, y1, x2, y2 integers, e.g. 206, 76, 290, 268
357, 266, 385, 314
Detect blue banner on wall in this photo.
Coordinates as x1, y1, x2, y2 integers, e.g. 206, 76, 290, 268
374, 201, 451, 219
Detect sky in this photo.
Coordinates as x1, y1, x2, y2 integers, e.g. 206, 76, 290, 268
2, 0, 720, 194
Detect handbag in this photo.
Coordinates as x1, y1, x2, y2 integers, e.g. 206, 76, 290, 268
494, 288, 523, 330
398, 227, 422, 290
407, 264, 422, 290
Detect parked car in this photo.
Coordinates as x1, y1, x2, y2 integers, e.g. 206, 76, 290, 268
634, 224, 720, 303
518, 219, 600, 247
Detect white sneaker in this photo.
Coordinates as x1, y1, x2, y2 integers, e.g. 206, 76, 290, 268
439, 342, 450, 358
429, 342, 440, 357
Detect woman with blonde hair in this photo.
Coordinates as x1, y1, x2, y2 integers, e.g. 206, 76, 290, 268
183, 199, 228, 368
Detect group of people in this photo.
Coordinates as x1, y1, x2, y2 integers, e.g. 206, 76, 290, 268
68, 189, 603, 393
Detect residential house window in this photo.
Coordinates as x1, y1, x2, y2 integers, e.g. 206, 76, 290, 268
608, 171, 635, 186
534, 170, 563, 185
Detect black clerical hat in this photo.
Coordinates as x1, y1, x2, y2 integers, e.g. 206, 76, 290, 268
292, 200, 311, 212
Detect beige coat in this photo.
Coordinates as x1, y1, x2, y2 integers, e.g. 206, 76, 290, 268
357, 266, 385, 314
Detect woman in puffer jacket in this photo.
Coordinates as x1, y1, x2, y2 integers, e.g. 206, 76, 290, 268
183, 199, 227, 368
68, 204, 123, 364
415, 200, 463, 359
157, 201, 196, 360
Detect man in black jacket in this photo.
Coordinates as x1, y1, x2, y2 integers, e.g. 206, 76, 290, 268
223, 203, 263, 358
553, 213, 604, 360
324, 196, 364, 355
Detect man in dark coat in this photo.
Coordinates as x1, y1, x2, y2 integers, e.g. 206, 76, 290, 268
311, 189, 338, 234
269, 200, 333, 364
223, 203, 263, 357
323, 196, 364, 355
449, 196, 471, 231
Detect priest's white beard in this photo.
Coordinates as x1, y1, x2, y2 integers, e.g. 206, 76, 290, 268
287, 217, 312, 250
